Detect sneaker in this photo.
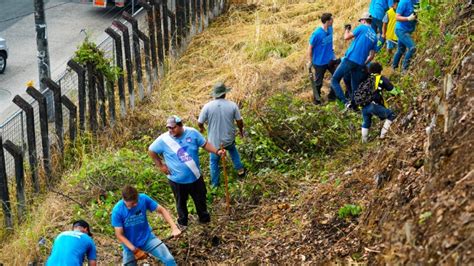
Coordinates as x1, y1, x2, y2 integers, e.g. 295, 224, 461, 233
237, 168, 246, 178
343, 102, 351, 112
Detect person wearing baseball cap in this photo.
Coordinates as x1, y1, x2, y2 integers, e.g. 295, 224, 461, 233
331, 11, 377, 110
148, 115, 225, 228
46, 220, 97, 266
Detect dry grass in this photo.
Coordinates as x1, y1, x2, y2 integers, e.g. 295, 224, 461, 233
0, 0, 370, 264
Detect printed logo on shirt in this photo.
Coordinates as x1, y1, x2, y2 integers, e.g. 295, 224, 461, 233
124, 211, 146, 227
365, 30, 377, 43
177, 147, 192, 163
322, 34, 332, 46
186, 137, 192, 143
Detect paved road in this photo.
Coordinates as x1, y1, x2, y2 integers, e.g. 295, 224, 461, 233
0, 0, 132, 122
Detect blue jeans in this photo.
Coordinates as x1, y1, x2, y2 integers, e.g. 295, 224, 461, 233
210, 142, 243, 187
362, 103, 396, 129
371, 18, 383, 35
331, 59, 366, 104
123, 235, 176, 266
392, 29, 416, 70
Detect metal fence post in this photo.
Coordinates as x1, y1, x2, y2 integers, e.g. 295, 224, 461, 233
137, 30, 153, 96
43, 78, 64, 154
105, 27, 126, 118
122, 12, 145, 101
12, 95, 39, 193
139, 0, 159, 83
113, 20, 135, 110
67, 60, 86, 133
0, 137, 13, 229
3, 140, 26, 221
86, 63, 98, 133
162, 0, 170, 56
26, 86, 53, 183
61, 95, 77, 142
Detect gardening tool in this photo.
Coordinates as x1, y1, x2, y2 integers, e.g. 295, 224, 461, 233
221, 144, 230, 214
309, 64, 322, 104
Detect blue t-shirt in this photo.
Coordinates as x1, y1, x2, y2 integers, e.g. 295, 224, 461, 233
344, 25, 377, 66
395, 0, 417, 33
149, 127, 206, 184
46, 231, 96, 266
309, 26, 335, 66
111, 194, 159, 251
369, 0, 390, 20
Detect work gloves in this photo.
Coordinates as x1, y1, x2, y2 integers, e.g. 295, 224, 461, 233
407, 13, 417, 21
133, 248, 148, 260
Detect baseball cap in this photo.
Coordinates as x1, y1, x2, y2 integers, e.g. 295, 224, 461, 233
166, 115, 182, 128
359, 12, 372, 22
73, 220, 92, 237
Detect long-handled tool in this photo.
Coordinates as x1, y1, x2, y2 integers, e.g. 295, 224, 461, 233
309, 64, 322, 104
123, 234, 179, 265
221, 144, 230, 214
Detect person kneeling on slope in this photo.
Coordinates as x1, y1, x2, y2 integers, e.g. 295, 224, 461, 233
355, 62, 396, 142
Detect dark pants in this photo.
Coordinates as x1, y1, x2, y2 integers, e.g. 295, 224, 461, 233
168, 176, 210, 226
312, 64, 334, 103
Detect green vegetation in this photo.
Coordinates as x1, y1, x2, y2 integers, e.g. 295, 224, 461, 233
338, 204, 363, 220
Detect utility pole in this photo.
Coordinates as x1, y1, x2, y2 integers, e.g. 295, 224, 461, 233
34, 0, 51, 92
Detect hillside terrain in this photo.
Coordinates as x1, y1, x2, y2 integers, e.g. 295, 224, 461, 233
0, 0, 472, 264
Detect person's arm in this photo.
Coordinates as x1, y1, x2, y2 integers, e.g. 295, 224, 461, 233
344, 29, 354, 40
202, 141, 225, 156
365, 50, 375, 65
307, 44, 313, 67
148, 150, 170, 175
396, 3, 416, 22
156, 205, 181, 236
381, 76, 394, 91
198, 122, 206, 133
236, 119, 244, 138
88, 260, 97, 266
114, 227, 137, 252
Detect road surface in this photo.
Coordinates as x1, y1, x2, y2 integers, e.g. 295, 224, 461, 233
0, 0, 132, 122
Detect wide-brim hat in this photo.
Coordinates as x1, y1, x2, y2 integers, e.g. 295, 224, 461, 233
359, 12, 372, 22
211, 82, 231, 98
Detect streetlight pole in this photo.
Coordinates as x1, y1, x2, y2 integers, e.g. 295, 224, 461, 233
34, 0, 51, 92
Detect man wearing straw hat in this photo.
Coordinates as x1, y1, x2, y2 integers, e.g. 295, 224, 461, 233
148, 115, 225, 228
46, 220, 97, 266
198, 82, 246, 188
331, 12, 377, 110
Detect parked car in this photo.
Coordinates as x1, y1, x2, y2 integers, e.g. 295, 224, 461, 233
0, 37, 8, 74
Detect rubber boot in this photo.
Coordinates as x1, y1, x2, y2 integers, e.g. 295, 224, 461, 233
361, 128, 369, 143
380, 120, 393, 139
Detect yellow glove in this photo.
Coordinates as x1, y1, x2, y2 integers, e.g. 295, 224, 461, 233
133, 248, 148, 260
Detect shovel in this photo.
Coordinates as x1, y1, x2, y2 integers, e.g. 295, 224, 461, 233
221, 144, 230, 214
309, 65, 322, 104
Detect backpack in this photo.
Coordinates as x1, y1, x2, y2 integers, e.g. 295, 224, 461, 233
354, 74, 381, 106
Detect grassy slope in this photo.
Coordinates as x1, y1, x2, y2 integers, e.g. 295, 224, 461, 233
1, 0, 472, 264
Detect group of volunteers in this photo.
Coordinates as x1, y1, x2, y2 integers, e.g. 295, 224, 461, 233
308, 0, 418, 142
44, 0, 420, 265
46, 82, 245, 265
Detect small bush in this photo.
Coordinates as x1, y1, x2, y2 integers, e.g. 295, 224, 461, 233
338, 204, 362, 219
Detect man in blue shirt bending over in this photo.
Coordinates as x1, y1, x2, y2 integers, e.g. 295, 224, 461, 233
392, 0, 417, 72
307, 13, 337, 104
331, 12, 377, 109
111, 185, 181, 265
46, 220, 97, 266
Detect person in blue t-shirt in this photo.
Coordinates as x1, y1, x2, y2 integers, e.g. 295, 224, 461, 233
369, 0, 391, 35
392, 0, 417, 71
307, 12, 337, 104
111, 185, 181, 266
46, 220, 97, 266
331, 12, 377, 109
148, 115, 225, 227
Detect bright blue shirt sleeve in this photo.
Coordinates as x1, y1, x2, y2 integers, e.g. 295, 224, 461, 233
111, 202, 124, 227
382, 13, 388, 23
87, 239, 97, 260
352, 25, 363, 38
195, 129, 206, 147
142, 194, 159, 212
149, 137, 163, 155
